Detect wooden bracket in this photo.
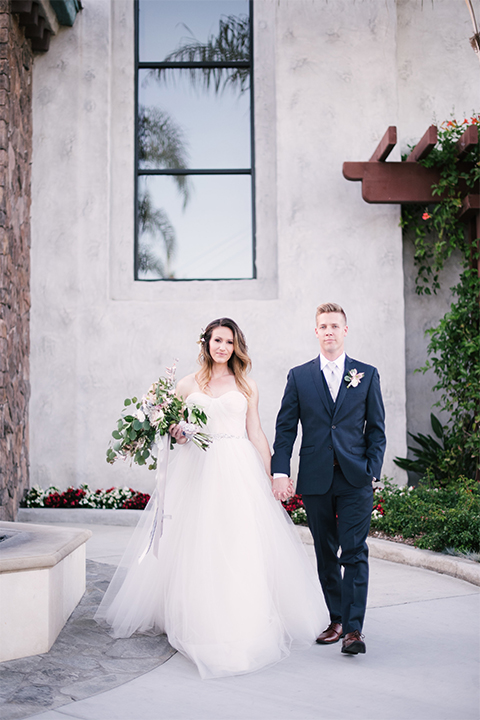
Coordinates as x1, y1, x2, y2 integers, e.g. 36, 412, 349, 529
343, 125, 477, 205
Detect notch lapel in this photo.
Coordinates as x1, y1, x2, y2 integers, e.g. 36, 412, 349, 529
310, 358, 333, 415
333, 355, 351, 416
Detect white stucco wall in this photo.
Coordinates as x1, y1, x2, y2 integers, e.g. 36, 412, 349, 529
30, 0, 478, 493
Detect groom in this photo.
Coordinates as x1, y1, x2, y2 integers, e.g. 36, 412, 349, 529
271, 303, 386, 654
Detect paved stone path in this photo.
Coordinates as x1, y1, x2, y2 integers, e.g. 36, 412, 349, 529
0, 561, 175, 720
3, 519, 478, 720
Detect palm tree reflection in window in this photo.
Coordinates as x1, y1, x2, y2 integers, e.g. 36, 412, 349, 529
137, 11, 251, 280
137, 107, 191, 278
156, 14, 250, 92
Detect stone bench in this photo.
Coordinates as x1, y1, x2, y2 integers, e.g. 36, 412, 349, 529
0, 521, 92, 662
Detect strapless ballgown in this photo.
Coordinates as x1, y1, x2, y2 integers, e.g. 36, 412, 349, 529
95, 391, 325, 679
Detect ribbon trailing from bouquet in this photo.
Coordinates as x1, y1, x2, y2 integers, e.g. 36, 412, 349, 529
138, 421, 202, 563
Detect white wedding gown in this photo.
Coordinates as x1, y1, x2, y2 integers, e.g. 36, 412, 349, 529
95, 391, 325, 679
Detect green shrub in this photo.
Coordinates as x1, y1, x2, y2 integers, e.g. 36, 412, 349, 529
394, 413, 477, 487
371, 477, 480, 554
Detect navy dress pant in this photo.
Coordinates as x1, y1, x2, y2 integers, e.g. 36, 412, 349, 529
302, 466, 373, 634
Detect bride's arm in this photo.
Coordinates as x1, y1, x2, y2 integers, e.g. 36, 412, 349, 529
175, 374, 196, 400
245, 379, 272, 476
169, 374, 197, 444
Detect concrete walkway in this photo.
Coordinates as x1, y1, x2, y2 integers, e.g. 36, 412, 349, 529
2, 521, 479, 720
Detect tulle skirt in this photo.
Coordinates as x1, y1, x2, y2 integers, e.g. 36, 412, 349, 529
95, 438, 325, 679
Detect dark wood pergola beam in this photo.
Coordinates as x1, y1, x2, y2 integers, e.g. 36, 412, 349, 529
343, 124, 477, 205
369, 126, 397, 162
459, 194, 480, 220
343, 122, 479, 314
342, 162, 472, 204
343, 163, 442, 203
406, 125, 437, 163
456, 125, 479, 159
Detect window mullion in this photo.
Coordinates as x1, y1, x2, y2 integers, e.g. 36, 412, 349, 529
138, 169, 252, 176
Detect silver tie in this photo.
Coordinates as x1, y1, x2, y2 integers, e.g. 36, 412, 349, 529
327, 361, 340, 401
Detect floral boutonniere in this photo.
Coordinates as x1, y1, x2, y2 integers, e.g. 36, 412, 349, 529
344, 368, 365, 388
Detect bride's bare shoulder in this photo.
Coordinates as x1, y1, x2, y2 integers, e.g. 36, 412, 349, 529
176, 373, 198, 398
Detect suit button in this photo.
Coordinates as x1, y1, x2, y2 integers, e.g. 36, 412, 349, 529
328, 445, 332, 450
332, 425, 336, 429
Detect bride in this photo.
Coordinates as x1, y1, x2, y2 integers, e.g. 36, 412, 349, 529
95, 318, 325, 679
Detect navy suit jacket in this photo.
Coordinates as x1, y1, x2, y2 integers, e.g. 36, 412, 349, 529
271, 355, 386, 494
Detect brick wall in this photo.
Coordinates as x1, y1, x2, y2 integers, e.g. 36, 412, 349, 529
0, 0, 32, 520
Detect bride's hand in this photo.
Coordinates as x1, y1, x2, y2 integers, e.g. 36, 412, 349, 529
272, 476, 293, 502
168, 424, 189, 444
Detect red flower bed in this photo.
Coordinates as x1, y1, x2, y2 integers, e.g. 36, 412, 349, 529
282, 493, 305, 514
44, 487, 87, 508
27, 485, 151, 510
122, 492, 151, 510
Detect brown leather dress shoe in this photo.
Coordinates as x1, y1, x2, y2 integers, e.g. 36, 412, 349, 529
341, 630, 366, 654
316, 622, 343, 645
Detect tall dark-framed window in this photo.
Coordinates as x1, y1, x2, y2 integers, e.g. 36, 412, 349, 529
135, 0, 254, 281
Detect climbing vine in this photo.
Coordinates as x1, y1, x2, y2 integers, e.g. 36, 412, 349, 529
401, 115, 479, 294
398, 115, 480, 482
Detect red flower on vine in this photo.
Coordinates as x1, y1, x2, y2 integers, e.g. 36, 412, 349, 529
422, 212, 431, 220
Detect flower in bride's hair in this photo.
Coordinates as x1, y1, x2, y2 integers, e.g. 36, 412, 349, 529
197, 328, 206, 345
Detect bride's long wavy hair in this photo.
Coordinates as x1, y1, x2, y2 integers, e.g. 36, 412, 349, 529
195, 318, 252, 398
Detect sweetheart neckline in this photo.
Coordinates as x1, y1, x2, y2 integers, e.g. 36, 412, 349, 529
187, 390, 246, 401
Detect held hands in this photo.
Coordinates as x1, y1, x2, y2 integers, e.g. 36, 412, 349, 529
168, 424, 189, 445
272, 476, 294, 502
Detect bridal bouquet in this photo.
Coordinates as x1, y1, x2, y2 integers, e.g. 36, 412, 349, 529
106, 363, 211, 470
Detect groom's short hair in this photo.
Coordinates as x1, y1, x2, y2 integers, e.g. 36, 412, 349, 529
316, 303, 347, 324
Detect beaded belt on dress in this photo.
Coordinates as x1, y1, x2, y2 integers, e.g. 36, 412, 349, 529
210, 433, 247, 441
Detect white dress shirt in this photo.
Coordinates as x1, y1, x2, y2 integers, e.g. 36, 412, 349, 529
320, 352, 345, 401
